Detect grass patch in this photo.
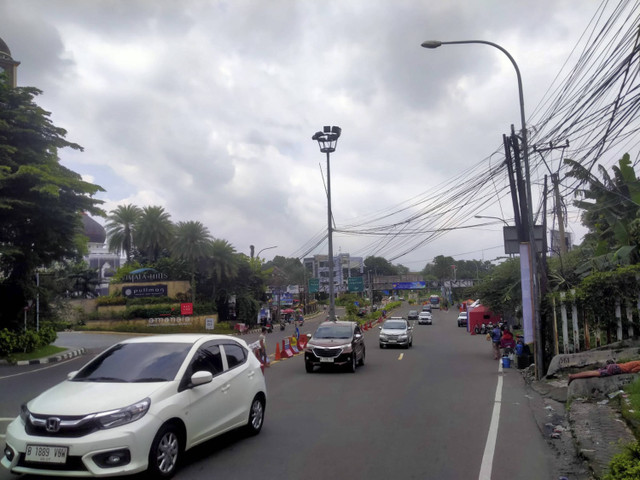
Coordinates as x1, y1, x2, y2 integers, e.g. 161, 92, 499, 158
620, 377, 640, 439
8, 345, 67, 362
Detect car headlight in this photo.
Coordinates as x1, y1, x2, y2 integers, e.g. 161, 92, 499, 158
379, 334, 387, 340
341, 344, 353, 353
94, 398, 151, 429
398, 335, 407, 340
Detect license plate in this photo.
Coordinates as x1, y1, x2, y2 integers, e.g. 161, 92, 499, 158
320, 357, 334, 363
25, 445, 68, 464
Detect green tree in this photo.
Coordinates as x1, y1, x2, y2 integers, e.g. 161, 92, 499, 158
422, 255, 456, 284
363, 256, 397, 276
471, 258, 521, 323
566, 153, 640, 270
264, 256, 305, 285
105, 204, 141, 264
171, 221, 212, 302
134, 206, 174, 263
0, 79, 104, 329
206, 239, 239, 320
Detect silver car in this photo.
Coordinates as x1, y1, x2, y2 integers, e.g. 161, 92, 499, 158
379, 317, 413, 349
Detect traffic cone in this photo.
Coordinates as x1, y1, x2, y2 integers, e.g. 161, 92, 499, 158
275, 342, 281, 361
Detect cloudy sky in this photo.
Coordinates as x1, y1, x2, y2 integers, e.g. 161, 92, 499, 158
1, 0, 635, 271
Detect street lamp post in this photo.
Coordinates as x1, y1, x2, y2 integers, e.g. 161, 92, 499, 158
256, 245, 278, 259
474, 215, 510, 227
312, 126, 342, 321
422, 39, 541, 379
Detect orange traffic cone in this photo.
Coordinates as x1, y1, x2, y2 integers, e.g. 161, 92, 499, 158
275, 342, 281, 361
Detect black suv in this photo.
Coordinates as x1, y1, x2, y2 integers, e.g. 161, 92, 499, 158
304, 321, 365, 373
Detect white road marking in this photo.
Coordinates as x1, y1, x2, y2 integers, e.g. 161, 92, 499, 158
479, 360, 503, 480
0, 358, 77, 381
398, 353, 404, 360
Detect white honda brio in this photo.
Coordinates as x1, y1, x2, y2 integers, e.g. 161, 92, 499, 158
1, 334, 267, 478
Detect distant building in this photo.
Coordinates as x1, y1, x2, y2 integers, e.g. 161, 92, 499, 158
303, 253, 364, 296
550, 229, 573, 256
81, 213, 121, 296
0, 36, 20, 87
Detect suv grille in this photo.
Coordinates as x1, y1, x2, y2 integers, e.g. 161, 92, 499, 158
312, 347, 344, 358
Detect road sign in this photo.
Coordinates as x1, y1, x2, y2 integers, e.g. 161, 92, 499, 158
308, 278, 320, 293
348, 277, 364, 292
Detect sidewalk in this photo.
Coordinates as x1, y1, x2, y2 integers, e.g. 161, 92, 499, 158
524, 358, 639, 480
0, 347, 86, 366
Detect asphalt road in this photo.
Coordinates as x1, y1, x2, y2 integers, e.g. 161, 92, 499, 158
0, 305, 558, 479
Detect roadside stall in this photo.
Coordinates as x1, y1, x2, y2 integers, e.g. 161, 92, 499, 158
467, 304, 501, 334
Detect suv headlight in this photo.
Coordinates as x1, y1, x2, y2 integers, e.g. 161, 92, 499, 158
94, 398, 151, 429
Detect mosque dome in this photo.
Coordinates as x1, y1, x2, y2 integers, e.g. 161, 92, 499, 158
81, 213, 106, 244
0, 36, 13, 61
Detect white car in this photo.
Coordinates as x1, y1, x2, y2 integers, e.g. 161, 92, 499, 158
457, 312, 468, 327
379, 317, 413, 348
418, 311, 432, 325
1, 334, 267, 478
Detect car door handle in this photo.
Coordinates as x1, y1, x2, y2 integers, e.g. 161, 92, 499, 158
221, 384, 231, 393
247, 371, 255, 379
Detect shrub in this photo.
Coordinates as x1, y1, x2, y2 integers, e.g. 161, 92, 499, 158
604, 441, 640, 479
17, 329, 40, 353
0, 329, 18, 357
38, 323, 58, 347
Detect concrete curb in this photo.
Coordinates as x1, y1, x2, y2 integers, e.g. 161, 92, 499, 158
6, 348, 86, 366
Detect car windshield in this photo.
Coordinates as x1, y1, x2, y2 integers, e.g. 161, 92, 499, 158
383, 320, 406, 330
409, 311, 417, 315
314, 324, 352, 339
72, 342, 192, 383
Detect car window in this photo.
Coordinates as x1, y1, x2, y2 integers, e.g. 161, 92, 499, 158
223, 342, 247, 369
383, 320, 406, 329
190, 343, 224, 376
72, 342, 192, 382
314, 324, 352, 339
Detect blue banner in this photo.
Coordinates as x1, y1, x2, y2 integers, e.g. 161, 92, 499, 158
392, 281, 426, 290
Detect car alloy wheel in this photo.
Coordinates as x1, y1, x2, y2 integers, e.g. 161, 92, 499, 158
148, 423, 181, 478
246, 396, 265, 435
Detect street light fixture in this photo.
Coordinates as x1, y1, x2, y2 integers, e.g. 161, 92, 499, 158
256, 245, 278, 259
474, 215, 510, 227
422, 39, 541, 379
312, 126, 342, 321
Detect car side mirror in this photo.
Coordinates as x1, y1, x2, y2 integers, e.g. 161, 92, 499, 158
355, 333, 362, 339
378, 326, 382, 330
191, 370, 213, 387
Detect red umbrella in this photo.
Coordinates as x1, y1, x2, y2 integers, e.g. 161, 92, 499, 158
282, 308, 294, 314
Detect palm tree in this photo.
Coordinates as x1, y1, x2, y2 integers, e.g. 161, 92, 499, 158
135, 206, 174, 263
171, 221, 212, 302
105, 204, 141, 264
207, 239, 240, 319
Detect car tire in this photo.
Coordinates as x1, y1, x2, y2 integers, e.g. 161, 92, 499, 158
379, 343, 384, 349
358, 348, 365, 366
305, 361, 314, 373
349, 354, 357, 373
246, 395, 265, 435
148, 423, 182, 479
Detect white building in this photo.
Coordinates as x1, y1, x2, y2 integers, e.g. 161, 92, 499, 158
303, 253, 364, 295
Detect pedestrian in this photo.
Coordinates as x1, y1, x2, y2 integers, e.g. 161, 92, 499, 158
491, 324, 502, 360
259, 327, 268, 366
500, 326, 516, 357
568, 360, 640, 384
